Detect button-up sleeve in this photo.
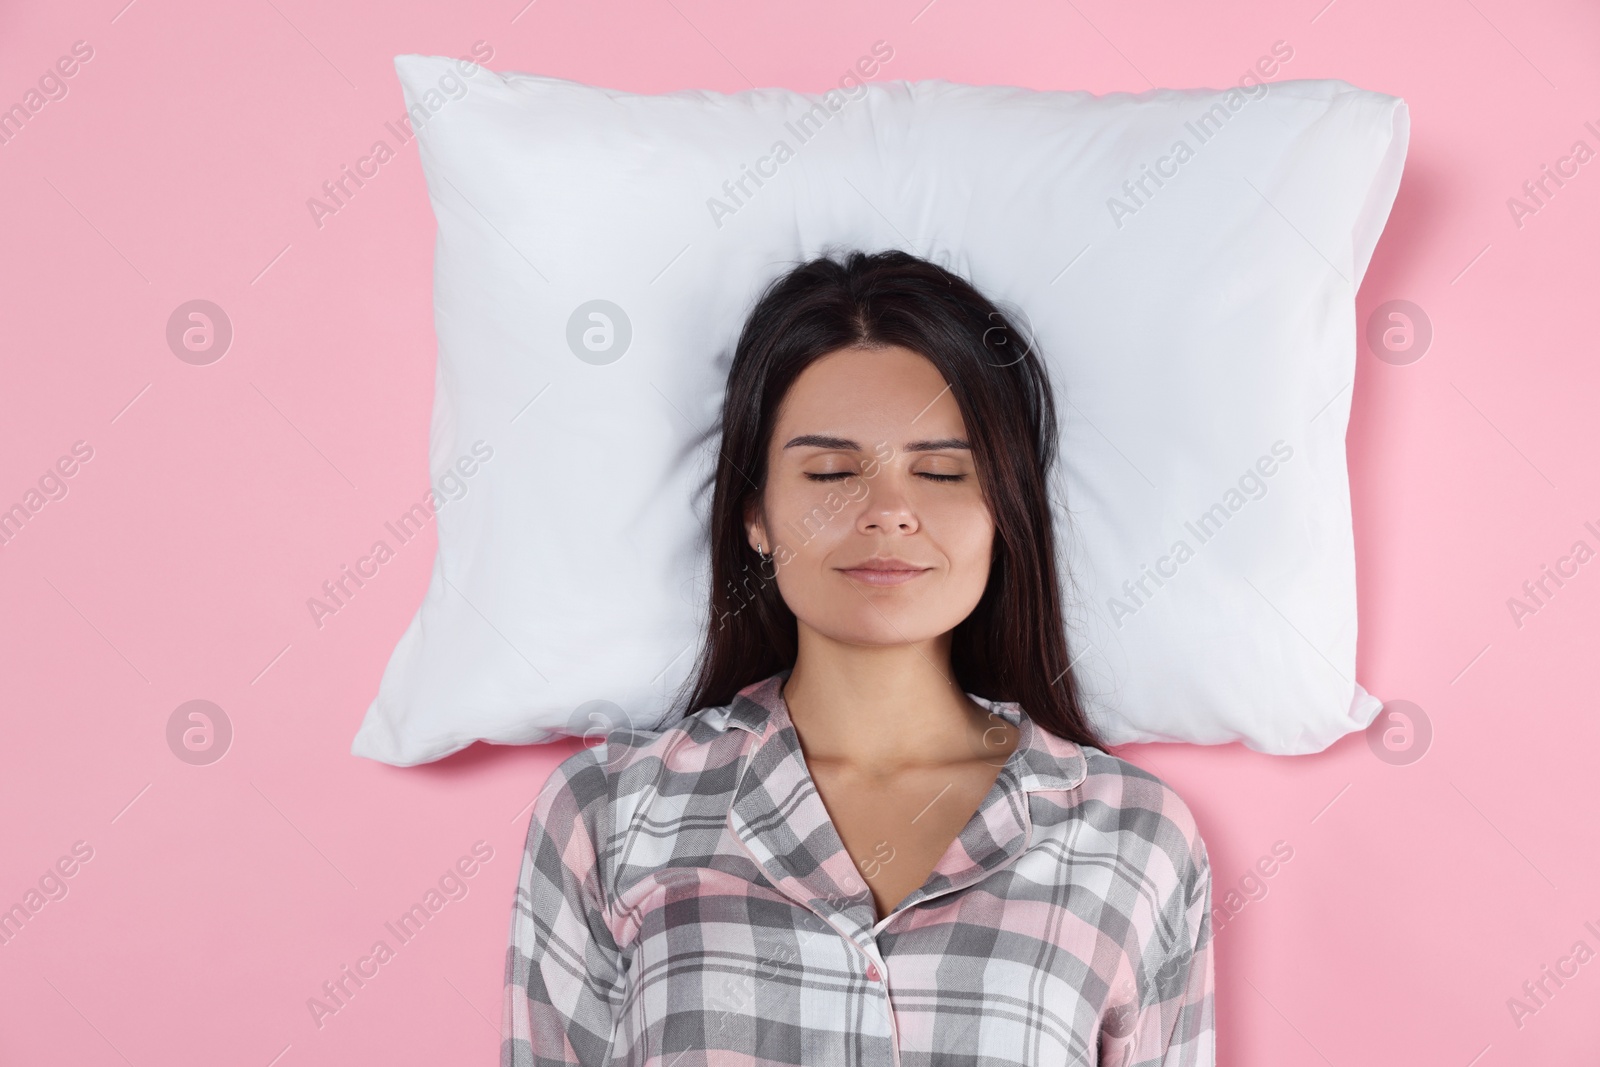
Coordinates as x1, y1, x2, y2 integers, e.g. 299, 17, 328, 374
502, 747, 625, 1067
1128, 833, 1215, 1067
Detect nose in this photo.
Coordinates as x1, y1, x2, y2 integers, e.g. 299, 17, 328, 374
856, 470, 919, 536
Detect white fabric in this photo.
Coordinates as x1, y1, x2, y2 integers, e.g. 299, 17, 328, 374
352, 53, 1408, 766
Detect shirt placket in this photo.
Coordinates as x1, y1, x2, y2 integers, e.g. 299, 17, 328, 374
725, 692, 1036, 1067
726, 721, 904, 1064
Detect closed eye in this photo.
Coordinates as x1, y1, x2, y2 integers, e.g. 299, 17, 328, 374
804, 471, 966, 483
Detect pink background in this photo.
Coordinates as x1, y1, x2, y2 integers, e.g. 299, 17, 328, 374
3, 0, 1598, 1063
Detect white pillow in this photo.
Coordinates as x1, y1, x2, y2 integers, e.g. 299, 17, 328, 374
351, 53, 1408, 766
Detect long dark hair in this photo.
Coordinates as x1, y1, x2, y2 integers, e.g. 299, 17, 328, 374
673, 246, 1107, 751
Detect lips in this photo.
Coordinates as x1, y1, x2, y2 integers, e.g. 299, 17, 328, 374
837, 559, 932, 586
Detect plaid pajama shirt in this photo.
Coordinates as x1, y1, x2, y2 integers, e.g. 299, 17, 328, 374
503, 669, 1214, 1066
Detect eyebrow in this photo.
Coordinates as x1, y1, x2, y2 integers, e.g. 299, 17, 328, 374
782, 434, 971, 452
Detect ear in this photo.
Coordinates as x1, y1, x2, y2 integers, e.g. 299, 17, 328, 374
742, 498, 766, 554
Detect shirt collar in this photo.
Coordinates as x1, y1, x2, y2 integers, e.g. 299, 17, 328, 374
716, 668, 1088, 945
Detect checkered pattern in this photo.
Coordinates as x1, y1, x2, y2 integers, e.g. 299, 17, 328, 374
503, 669, 1214, 1066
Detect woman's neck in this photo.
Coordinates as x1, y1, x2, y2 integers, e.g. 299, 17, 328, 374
779, 628, 1015, 776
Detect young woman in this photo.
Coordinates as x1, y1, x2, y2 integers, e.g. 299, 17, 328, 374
502, 249, 1214, 1066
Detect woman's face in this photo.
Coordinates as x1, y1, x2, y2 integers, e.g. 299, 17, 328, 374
746, 344, 995, 649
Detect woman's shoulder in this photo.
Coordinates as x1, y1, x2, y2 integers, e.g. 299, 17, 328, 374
537, 701, 755, 819
522, 705, 759, 908
1056, 743, 1210, 869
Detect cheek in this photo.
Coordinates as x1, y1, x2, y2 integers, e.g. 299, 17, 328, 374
928, 495, 995, 567
762, 493, 858, 614
767, 479, 862, 556
766, 519, 848, 620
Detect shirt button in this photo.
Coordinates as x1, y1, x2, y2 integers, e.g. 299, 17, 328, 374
866, 962, 881, 981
